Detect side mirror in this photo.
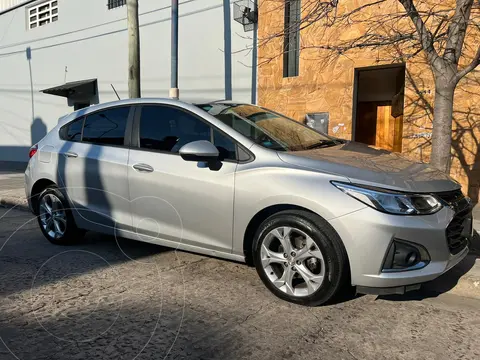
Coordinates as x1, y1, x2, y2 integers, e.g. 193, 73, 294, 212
179, 140, 219, 162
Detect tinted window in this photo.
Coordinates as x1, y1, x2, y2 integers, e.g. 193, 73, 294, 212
139, 106, 210, 153
82, 107, 130, 146
197, 103, 337, 152
62, 118, 83, 141
283, 0, 301, 77
213, 130, 236, 160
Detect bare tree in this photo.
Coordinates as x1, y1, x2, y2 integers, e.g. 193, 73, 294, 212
258, 0, 480, 173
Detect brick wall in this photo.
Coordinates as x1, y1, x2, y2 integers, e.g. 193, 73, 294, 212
258, 0, 480, 201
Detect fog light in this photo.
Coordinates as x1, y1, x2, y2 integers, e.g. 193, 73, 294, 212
382, 239, 430, 272
406, 252, 418, 266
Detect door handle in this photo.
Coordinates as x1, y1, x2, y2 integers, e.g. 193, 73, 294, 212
133, 163, 154, 173
64, 152, 78, 158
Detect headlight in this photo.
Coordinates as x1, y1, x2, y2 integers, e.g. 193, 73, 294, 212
331, 182, 442, 215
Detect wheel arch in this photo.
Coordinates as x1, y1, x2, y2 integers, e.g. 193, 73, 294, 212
30, 178, 57, 214
243, 205, 351, 281
243, 204, 318, 266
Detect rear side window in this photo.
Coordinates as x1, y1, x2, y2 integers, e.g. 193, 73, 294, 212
61, 117, 83, 141
82, 107, 130, 146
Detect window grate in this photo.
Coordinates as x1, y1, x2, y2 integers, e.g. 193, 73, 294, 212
108, 0, 126, 10
28, 0, 58, 29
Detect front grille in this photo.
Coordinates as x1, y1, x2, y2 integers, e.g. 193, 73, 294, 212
437, 190, 472, 255
436, 189, 464, 204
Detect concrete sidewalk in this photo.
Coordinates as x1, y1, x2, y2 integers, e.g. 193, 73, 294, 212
0, 170, 479, 300
0, 172, 28, 209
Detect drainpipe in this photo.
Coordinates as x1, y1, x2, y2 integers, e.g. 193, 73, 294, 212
223, 0, 233, 100
170, 0, 179, 99
251, 0, 258, 105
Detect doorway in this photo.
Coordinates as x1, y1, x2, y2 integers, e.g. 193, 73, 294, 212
352, 65, 405, 152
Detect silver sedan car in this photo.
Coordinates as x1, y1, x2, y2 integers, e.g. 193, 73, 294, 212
25, 99, 472, 306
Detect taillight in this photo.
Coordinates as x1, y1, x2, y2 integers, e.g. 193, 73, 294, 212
29, 144, 38, 158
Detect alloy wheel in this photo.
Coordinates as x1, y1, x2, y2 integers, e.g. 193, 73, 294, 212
39, 193, 67, 239
260, 226, 325, 297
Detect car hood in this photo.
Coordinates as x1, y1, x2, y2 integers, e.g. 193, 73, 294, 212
277, 142, 460, 193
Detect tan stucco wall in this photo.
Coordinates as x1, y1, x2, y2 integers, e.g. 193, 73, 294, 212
258, 0, 480, 200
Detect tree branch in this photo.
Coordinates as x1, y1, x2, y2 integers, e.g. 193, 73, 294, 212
456, 44, 480, 80
398, 0, 440, 67
334, 0, 387, 20
444, 0, 474, 64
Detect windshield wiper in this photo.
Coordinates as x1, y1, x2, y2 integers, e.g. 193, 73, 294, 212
304, 140, 339, 150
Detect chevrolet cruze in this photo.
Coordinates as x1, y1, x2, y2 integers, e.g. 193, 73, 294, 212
25, 99, 472, 305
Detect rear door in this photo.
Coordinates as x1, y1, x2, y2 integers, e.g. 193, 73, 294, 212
58, 106, 134, 232
127, 104, 238, 253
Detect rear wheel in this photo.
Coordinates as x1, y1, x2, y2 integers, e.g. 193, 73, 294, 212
253, 210, 349, 306
37, 186, 85, 245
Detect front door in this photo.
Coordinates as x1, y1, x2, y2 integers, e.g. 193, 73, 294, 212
127, 104, 238, 253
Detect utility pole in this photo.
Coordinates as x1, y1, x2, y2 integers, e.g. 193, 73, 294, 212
127, 0, 141, 98
170, 0, 179, 99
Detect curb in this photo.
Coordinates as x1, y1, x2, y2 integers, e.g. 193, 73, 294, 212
444, 274, 480, 299
423, 254, 480, 300
0, 196, 30, 212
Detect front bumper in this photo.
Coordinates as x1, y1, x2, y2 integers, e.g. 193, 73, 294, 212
329, 205, 470, 289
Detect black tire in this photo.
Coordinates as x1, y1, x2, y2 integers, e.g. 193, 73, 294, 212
36, 185, 85, 245
253, 210, 349, 306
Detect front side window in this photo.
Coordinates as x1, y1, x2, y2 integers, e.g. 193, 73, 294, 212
82, 107, 130, 146
213, 130, 236, 160
139, 106, 211, 153
197, 103, 338, 152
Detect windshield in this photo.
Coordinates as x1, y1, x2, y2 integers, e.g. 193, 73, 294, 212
196, 103, 338, 151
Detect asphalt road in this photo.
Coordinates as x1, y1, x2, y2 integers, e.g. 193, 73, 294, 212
1, 208, 479, 360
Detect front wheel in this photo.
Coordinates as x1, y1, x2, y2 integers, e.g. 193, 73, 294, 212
253, 210, 349, 306
37, 186, 85, 245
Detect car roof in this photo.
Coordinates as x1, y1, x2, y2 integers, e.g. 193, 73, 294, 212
58, 98, 252, 125
53, 97, 259, 152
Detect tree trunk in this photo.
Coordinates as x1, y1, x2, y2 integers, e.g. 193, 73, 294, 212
429, 80, 456, 173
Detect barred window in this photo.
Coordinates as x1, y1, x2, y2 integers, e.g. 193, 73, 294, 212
27, 0, 58, 30
108, 0, 126, 10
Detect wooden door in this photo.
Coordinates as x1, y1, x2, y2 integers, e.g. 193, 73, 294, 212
355, 102, 377, 146
375, 105, 403, 152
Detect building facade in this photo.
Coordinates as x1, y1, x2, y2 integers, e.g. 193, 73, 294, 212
258, 0, 480, 201
1, 0, 479, 201
0, 0, 254, 163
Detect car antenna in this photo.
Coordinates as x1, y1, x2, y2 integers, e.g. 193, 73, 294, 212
111, 84, 121, 100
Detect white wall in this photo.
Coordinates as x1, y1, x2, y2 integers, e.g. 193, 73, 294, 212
0, 0, 28, 13
0, 0, 253, 162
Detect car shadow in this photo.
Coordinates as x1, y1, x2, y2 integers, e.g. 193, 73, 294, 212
0, 294, 241, 359
329, 287, 365, 305
0, 224, 172, 298
378, 232, 479, 302
469, 229, 480, 257
81, 231, 172, 260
